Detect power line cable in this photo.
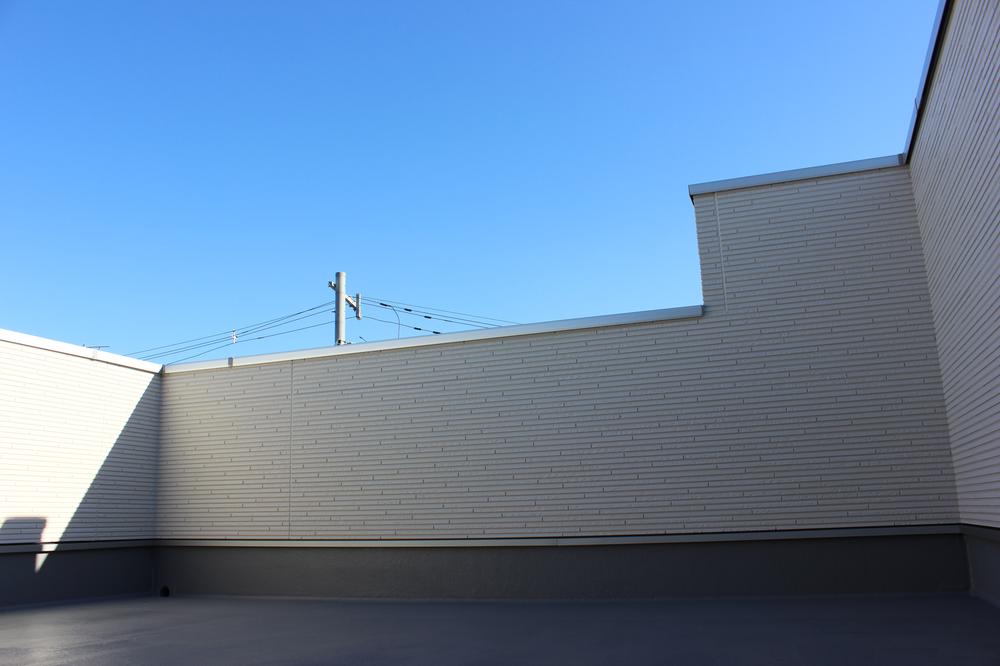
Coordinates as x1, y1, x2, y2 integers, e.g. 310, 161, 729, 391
168, 341, 236, 364
369, 297, 516, 326
365, 315, 442, 335
136, 303, 337, 360
245, 319, 335, 343
364, 301, 493, 329
132, 294, 512, 361
131, 330, 235, 357
141, 300, 473, 361
361, 300, 502, 329
140, 310, 329, 360
131, 302, 331, 356
365, 296, 518, 326
371, 301, 401, 339
168, 319, 335, 363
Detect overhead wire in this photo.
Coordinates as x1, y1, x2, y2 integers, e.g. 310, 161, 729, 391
363, 300, 492, 329
364, 314, 442, 335
129, 299, 336, 356
139, 310, 332, 360
134, 300, 336, 360
368, 297, 517, 326
129, 293, 513, 362
168, 319, 336, 363
168, 341, 236, 364
364, 296, 518, 326
369, 300, 401, 339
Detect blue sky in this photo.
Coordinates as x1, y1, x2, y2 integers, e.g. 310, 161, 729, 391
0, 0, 938, 362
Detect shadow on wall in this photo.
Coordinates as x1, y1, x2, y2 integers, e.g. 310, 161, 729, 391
0, 380, 160, 607
0, 518, 45, 575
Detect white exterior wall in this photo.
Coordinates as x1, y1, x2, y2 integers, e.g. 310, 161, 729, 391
158, 165, 958, 540
0, 334, 160, 545
909, 0, 1000, 527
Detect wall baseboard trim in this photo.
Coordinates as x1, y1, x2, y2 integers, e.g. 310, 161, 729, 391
0, 524, 964, 555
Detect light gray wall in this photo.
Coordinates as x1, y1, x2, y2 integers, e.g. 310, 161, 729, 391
909, 0, 1000, 528
159, 165, 957, 540
0, 337, 160, 545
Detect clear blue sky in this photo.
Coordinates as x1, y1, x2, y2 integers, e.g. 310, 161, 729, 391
0, 0, 938, 362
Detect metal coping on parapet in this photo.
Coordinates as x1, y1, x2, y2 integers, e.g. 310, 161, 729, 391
687, 154, 906, 198
0, 328, 162, 374
687, 0, 954, 198
162, 304, 704, 374
903, 0, 953, 160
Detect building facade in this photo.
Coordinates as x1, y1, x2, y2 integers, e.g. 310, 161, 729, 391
1, 0, 996, 605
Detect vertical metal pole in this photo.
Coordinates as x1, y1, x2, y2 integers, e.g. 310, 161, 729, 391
335, 271, 347, 345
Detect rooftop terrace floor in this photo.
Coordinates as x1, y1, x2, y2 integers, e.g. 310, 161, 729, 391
1, 594, 998, 665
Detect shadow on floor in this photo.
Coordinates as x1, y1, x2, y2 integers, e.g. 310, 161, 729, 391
2, 594, 1000, 666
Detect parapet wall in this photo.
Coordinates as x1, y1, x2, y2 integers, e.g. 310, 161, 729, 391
157, 164, 958, 541
909, 0, 1000, 529
0, 332, 161, 546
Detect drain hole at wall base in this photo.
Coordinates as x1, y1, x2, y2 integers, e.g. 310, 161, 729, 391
160, 586, 170, 598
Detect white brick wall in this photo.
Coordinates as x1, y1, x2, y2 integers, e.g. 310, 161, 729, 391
909, 0, 1000, 528
158, 165, 959, 539
0, 339, 160, 545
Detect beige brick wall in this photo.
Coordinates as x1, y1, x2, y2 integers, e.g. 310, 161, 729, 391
909, 0, 1000, 528
158, 165, 958, 539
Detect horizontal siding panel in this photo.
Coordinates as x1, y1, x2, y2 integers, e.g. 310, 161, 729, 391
0, 341, 159, 544
158, 165, 958, 539
909, 0, 1000, 527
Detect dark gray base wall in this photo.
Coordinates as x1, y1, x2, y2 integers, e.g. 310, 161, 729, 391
964, 526, 1000, 607
0, 531, 975, 606
0, 545, 153, 608
154, 533, 969, 600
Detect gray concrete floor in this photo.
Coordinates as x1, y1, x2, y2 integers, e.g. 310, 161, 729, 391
1, 594, 999, 665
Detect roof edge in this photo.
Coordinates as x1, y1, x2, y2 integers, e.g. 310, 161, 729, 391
163, 304, 704, 373
903, 0, 953, 160
687, 154, 905, 198
687, 0, 952, 198
0, 328, 163, 374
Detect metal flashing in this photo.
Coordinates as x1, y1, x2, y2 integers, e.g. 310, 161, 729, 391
0, 524, 964, 553
0, 539, 155, 554
688, 0, 952, 197
687, 154, 905, 198
904, 0, 953, 160
162, 304, 704, 373
150, 524, 961, 549
0, 328, 162, 374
